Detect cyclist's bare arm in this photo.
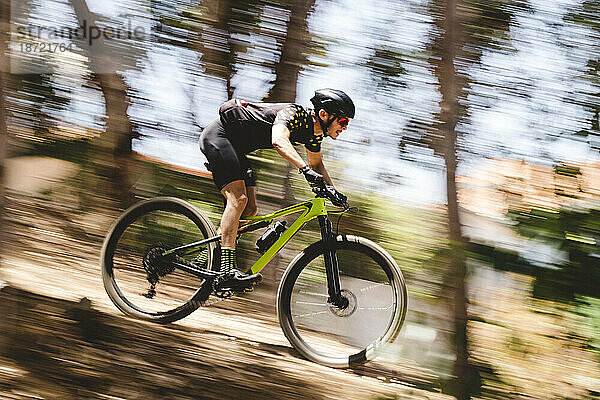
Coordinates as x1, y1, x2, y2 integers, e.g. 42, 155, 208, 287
272, 124, 335, 186
272, 124, 309, 169
307, 148, 334, 187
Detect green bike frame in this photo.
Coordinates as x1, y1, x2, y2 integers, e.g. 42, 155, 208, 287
244, 197, 327, 274
162, 197, 327, 273
163, 195, 346, 307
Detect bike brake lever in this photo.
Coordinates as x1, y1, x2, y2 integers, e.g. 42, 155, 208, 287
311, 185, 327, 196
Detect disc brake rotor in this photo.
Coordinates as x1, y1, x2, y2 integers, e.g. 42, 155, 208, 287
328, 289, 357, 317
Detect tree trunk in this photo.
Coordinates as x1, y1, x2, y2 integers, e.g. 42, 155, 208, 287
264, 0, 315, 103
435, 0, 473, 399
69, 0, 134, 207
257, 0, 315, 284
264, 0, 316, 208
0, 0, 10, 270
94, 72, 134, 205
198, 0, 236, 100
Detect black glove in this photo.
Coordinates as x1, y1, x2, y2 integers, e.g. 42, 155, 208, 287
326, 185, 348, 208
300, 166, 324, 187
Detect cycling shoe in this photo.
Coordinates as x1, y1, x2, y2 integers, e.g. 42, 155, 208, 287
216, 269, 262, 292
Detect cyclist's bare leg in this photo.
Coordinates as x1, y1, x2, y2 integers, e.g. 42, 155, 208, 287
218, 181, 262, 285
215, 185, 257, 237
220, 180, 248, 249
241, 186, 258, 219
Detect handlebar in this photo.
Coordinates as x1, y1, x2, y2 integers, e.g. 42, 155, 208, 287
312, 182, 350, 210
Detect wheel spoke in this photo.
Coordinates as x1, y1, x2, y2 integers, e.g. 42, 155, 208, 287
298, 290, 329, 297
358, 304, 395, 311
293, 310, 328, 319
359, 283, 387, 293
294, 301, 328, 306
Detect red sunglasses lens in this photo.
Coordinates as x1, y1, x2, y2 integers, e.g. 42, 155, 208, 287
338, 117, 349, 127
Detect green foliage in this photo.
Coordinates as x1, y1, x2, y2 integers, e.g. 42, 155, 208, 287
365, 45, 408, 90
576, 296, 600, 361
508, 204, 600, 301
370, 396, 401, 400
150, 0, 316, 86
460, 0, 531, 56
506, 332, 532, 356
554, 164, 582, 178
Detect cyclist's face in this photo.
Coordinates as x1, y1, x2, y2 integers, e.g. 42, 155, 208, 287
328, 115, 349, 140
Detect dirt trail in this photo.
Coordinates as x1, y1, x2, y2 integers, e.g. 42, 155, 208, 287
0, 157, 447, 400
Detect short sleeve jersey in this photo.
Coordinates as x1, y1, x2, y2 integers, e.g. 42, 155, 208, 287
218, 99, 322, 154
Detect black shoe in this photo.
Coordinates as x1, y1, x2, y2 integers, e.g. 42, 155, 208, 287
217, 269, 262, 292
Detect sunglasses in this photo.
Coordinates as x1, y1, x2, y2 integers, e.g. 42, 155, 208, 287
337, 116, 349, 128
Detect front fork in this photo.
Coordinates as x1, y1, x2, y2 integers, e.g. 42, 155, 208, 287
318, 215, 349, 309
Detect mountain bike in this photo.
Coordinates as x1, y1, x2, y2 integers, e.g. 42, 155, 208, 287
100, 184, 408, 368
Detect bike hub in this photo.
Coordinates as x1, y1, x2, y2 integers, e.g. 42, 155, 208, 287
328, 289, 357, 317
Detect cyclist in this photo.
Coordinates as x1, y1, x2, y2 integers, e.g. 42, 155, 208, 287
198, 88, 355, 289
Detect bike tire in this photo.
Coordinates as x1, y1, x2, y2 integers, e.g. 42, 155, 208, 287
100, 197, 218, 324
277, 235, 407, 368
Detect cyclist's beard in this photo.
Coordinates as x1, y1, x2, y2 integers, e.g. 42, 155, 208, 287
317, 113, 334, 136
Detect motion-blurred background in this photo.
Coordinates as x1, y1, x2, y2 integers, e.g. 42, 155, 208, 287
0, 0, 599, 399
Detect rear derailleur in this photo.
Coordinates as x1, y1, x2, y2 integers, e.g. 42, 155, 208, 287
142, 245, 177, 299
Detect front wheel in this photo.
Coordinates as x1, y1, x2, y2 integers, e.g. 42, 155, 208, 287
277, 235, 407, 368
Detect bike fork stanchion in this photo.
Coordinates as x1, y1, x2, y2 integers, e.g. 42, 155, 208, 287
318, 216, 348, 309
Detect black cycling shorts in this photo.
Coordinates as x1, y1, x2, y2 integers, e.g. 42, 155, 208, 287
199, 118, 256, 191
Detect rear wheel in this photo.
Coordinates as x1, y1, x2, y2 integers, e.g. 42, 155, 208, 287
277, 235, 407, 368
100, 197, 218, 323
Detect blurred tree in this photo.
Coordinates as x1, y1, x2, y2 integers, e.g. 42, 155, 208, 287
0, 0, 8, 270
262, 0, 316, 207
263, 0, 315, 103
565, 1, 600, 151
365, 0, 530, 398
430, 3, 474, 397
12, 73, 71, 136
4, 1, 72, 142
431, 0, 533, 397
198, 0, 259, 100
68, 0, 136, 207
429, 2, 529, 398
152, 0, 262, 100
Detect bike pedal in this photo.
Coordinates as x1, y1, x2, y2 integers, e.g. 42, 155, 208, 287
217, 284, 254, 294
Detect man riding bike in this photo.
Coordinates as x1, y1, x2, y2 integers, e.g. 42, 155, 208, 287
198, 88, 355, 289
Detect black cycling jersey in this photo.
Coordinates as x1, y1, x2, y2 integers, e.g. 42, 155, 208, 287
200, 99, 324, 190
218, 99, 322, 154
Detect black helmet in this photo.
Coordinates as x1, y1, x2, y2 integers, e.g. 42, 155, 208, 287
310, 89, 355, 119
